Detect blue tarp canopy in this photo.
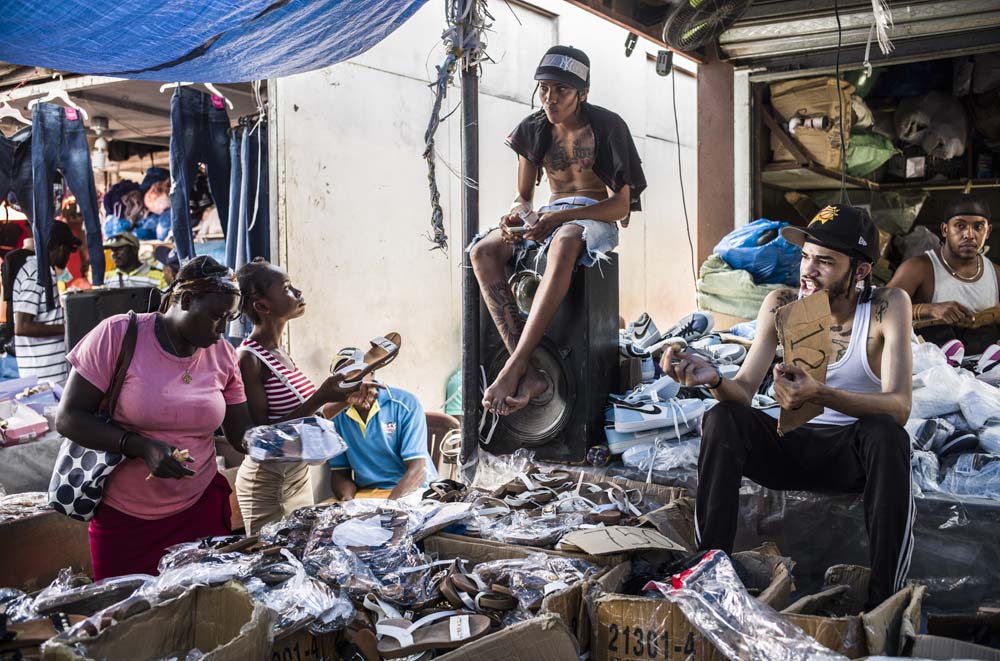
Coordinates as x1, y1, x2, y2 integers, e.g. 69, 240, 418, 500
0, 0, 428, 82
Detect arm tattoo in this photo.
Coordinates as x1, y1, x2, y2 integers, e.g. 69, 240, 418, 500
769, 290, 798, 314
874, 298, 889, 323
485, 281, 524, 353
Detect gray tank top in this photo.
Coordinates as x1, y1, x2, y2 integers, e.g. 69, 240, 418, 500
810, 299, 881, 427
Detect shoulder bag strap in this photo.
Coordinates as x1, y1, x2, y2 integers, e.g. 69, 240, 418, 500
98, 311, 139, 419
238, 342, 308, 404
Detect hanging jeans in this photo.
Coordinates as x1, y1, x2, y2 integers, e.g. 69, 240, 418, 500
225, 120, 269, 269
168, 87, 231, 263
31, 103, 103, 306
225, 119, 269, 338
0, 126, 33, 224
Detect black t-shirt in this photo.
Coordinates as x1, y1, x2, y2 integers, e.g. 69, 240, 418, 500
505, 103, 647, 213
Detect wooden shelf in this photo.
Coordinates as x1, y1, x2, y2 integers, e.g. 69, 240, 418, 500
762, 162, 879, 191
877, 178, 1000, 191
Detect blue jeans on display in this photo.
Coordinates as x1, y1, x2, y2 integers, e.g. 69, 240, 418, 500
225, 121, 269, 270
169, 87, 231, 262
0, 126, 32, 224
31, 103, 104, 303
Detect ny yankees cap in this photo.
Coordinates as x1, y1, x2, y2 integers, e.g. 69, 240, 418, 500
781, 204, 880, 263
535, 45, 590, 90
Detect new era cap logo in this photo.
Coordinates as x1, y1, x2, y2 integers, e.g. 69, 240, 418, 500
858, 237, 868, 246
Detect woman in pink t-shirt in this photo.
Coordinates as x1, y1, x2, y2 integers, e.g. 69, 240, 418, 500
56, 256, 253, 579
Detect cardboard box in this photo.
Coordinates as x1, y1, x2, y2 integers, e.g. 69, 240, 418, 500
588, 544, 795, 661
424, 532, 629, 654
909, 610, 1000, 660
270, 628, 342, 661
910, 634, 1000, 660
769, 77, 854, 169
436, 613, 579, 661
780, 564, 925, 659
0, 511, 90, 591
43, 582, 274, 660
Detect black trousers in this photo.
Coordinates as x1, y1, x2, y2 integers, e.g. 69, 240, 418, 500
696, 401, 914, 607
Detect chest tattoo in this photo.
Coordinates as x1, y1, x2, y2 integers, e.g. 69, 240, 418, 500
545, 135, 595, 173
830, 323, 853, 363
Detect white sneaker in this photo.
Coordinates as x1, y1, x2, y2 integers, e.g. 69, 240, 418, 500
612, 398, 705, 434
610, 375, 681, 406
977, 344, 1000, 375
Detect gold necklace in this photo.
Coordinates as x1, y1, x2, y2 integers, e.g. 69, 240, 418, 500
940, 249, 984, 283
159, 316, 194, 384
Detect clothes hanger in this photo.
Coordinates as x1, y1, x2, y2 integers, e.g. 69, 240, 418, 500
159, 82, 234, 110
0, 100, 30, 125
26, 73, 89, 119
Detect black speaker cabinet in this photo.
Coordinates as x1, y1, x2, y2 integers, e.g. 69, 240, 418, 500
64, 287, 161, 353
479, 250, 618, 462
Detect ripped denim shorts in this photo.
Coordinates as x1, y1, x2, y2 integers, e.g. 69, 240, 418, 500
468, 196, 618, 268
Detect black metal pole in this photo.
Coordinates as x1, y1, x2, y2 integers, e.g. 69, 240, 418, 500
460, 48, 481, 469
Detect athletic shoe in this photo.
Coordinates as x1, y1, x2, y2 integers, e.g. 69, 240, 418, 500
661, 312, 714, 343
612, 398, 705, 434
690, 334, 722, 350
627, 312, 662, 349
641, 357, 655, 381
704, 343, 747, 366
609, 375, 681, 406
933, 430, 979, 457
619, 337, 651, 359
941, 339, 965, 367
976, 344, 1000, 375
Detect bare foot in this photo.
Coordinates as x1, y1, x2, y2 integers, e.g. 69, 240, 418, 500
482, 363, 525, 416
504, 368, 551, 413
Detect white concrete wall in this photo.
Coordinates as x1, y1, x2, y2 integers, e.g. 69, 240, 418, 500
272, 0, 699, 407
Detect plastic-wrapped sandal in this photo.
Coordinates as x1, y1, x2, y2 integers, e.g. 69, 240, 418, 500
376, 611, 492, 658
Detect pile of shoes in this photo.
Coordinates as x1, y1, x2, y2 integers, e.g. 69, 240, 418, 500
906, 339, 1000, 500
459, 468, 654, 547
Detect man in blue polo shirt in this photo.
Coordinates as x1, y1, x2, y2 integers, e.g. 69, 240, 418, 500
328, 378, 437, 501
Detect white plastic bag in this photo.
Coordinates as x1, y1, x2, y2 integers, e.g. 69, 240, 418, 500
911, 365, 963, 419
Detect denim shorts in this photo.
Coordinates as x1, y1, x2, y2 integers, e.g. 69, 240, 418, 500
468, 196, 619, 268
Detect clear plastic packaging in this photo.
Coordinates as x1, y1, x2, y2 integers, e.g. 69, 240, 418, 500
644, 551, 847, 660
0, 491, 50, 523
34, 570, 149, 617
911, 365, 963, 419
911, 450, 942, 496
940, 453, 1000, 500
622, 436, 701, 480
470, 448, 536, 492
245, 416, 347, 463
470, 553, 597, 615
481, 510, 584, 548
0, 587, 38, 622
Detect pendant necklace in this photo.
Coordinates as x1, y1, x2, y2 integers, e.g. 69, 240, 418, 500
159, 316, 194, 384
940, 249, 983, 283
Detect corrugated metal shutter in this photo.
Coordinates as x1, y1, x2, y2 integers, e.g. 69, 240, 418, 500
719, 0, 1000, 77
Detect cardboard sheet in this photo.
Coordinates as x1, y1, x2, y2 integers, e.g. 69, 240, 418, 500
557, 526, 687, 555
774, 291, 831, 434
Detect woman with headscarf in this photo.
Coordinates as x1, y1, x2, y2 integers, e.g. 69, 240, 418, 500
57, 256, 252, 579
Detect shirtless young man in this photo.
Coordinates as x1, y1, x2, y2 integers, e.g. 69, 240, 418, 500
889, 193, 1000, 353
469, 45, 646, 415
663, 205, 915, 607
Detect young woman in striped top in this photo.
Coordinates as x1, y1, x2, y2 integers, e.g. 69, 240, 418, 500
234, 259, 376, 533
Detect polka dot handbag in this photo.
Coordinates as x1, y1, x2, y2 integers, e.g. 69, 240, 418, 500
48, 312, 138, 522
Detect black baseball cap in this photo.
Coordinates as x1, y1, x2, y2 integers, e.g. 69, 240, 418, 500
781, 204, 880, 263
534, 45, 590, 90
50, 222, 82, 248
944, 193, 991, 223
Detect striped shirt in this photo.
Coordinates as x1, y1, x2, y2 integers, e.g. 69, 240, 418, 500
12, 256, 68, 382
240, 339, 317, 421
105, 263, 166, 290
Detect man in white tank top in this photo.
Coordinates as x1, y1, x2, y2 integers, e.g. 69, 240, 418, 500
662, 205, 915, 609
889, 193, 999, 354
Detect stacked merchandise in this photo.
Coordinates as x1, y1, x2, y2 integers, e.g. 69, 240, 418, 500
611, 311, 761, 479
907, 339, 1000, 501
697, 219, 801, 320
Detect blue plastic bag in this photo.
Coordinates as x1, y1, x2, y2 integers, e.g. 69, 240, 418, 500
713, 219, 801, 286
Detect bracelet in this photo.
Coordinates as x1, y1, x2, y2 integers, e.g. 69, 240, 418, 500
913, 303, 924, 321
118, 431, 132, 456
708, 369, 724, 390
